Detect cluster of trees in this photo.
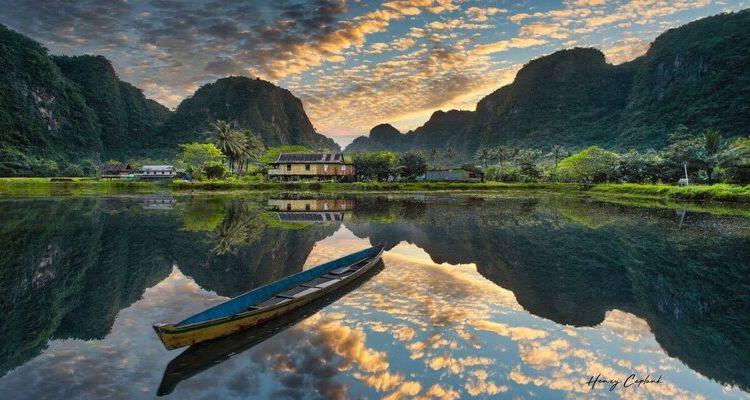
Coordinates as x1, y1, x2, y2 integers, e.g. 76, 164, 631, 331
0, 147, 100, 177
478, 128, 750, 184
174, 120, 266, 180
351, 151, 428, 182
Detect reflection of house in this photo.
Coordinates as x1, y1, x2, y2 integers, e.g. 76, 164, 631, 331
421, 168, 483, 182
100, 163, 133, 179
268, 199, 353, 212
140, 165, 177, 179
143, 196, 176, 210
268, 198, 352, 223
275, 211, 344, 222
267, 153, 355, 181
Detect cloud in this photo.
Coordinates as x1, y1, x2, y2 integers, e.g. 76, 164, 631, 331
472, 37, 548, 55
466, 6, 508, 23
603, 37, 650, 64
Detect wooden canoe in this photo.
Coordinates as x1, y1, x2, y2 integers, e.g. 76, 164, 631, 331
153, 245, 385, 350
156, 260, 385, 396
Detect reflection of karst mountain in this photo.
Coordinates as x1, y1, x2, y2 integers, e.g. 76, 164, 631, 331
0, 197, 337, 376
344, 196, 750, 391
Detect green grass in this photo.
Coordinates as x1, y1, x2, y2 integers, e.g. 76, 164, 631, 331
2, 178, 750, 204
591, 183, 750, 202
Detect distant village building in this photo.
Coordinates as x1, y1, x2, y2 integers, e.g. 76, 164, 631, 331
100, 163, 133, 179
268, 153, 355, 181
140, 165, 177, 179
421, 168, 483, 182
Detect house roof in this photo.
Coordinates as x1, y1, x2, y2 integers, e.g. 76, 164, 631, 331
101, 163, 131, 173
142, 165, 175, 171
275, 153, 345, 164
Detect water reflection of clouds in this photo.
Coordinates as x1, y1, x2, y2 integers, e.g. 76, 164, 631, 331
1, 233, 747, 399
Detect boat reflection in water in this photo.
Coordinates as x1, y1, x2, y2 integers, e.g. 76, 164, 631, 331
156, 259, 384, 396
268, 198, 354, 223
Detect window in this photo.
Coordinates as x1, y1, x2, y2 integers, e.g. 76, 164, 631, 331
305, 204, 311, 211
342, 165, 347, 172
286, 203, 292, 210
305, 164, 311, 171
323, 164, 328, 172
286, 164, 292, 171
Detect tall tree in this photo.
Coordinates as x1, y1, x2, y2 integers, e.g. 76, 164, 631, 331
444, 148, 458, 167
547, 145, 566, 181
493, 146, 509, 169
212, 120, 246, 172
475, 147, 492, 168
702, 128, 723, 184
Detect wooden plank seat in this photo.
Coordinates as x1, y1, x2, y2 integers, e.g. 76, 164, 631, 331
349, 260, 370, 270
329, 266, 352, 275
254, 296, 292, 309
278, 286, 321, 299
302, 277, 340, 289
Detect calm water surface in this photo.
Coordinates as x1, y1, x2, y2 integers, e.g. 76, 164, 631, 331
0, 194, 748, 399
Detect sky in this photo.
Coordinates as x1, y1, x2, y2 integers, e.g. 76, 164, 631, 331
0, 0, 747, 146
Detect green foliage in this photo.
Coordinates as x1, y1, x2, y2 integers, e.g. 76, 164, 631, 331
398, 153, 428, 181
558, 146, 621, 183
352, 151, 399, 181
617, 149, 665, 183
203, 161, 228, 180
176, 143, 224, 178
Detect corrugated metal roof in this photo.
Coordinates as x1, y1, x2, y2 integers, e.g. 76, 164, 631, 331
142, 165, 175, 171
275, 153, 344, 163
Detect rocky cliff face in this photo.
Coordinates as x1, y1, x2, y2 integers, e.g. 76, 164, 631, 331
160, 76, 340, 152
345, 10, 750, 158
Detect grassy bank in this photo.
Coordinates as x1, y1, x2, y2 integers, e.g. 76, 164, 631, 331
591, 183, 750, 202
1, 177, 749, 203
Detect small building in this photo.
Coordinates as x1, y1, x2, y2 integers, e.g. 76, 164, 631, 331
421, 168, 483, 182
268, 153, 355, 181
140, 165, 177, 179
100, 163, 133, 179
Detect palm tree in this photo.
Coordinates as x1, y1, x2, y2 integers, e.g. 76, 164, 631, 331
429, 149, 441, 167
547, 145, 565, 181
212, 120, 247, 173
493, 145, 508, 169
236, 128, 265, 173
475, 146, 492, 168
443, 148, 457, 167
702, 128, 723, 184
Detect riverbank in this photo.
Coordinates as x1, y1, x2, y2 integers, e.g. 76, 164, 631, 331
0, 177, 749, 203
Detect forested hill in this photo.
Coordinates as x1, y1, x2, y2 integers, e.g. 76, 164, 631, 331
345, 10, 750, 158
159, 76, 340, 152
0, 26, 339, 175
0, 24, 103, 174
53, 55, 172, 161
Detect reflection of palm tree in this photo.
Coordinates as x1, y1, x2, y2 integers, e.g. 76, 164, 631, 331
212, 202, 266, 255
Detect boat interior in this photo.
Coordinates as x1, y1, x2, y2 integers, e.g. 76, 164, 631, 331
247, 258, 372, 311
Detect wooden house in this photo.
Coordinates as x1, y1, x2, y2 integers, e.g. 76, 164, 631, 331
100, 163, 133, 179
140, 165, 177, 179
421, 168, 483, 182
268, 153, 355, 181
